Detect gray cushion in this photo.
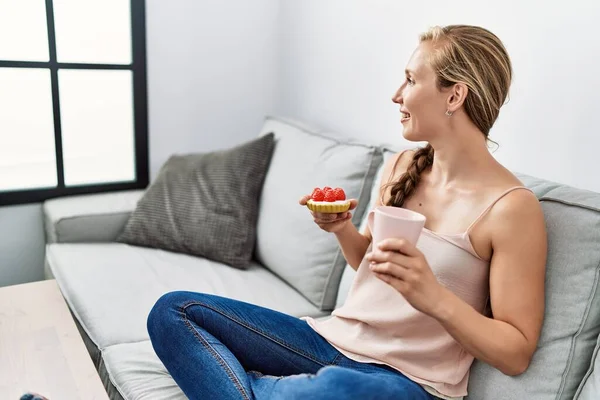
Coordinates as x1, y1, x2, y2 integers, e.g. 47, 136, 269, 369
102, 341, 186, 400
118, 133, 275, 269
574, 333, 600, 399
466, 173, 600, 400
43, 190, 144, 243
46, 243, 326, 350
254, 116, 382, 310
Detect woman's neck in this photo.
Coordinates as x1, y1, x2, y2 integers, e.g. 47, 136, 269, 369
428, 132, 495, 188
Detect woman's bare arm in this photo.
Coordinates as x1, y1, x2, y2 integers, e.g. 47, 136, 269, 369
338, 150, 413, 270
433, 190, 547, 375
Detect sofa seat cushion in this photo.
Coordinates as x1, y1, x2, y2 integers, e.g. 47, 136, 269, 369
103, 341, 185, 400
575, 333, 600, 399
46, 243, 326, 350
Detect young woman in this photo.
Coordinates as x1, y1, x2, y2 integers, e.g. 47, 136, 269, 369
147, 25, 547, 400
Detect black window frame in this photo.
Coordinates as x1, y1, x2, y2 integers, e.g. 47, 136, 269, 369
0, 0, 149, 206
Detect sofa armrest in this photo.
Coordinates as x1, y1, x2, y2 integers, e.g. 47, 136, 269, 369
43, 190, 144, 243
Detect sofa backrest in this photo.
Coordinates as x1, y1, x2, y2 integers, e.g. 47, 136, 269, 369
254, 116, 382, 311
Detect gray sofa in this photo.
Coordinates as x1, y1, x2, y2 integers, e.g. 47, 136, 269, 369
42, 116, 600, 400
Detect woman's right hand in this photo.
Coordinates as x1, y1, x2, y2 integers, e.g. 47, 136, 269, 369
298, 195, 359, 233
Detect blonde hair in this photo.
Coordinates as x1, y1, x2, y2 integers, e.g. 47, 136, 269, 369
420, 25, 512, 135
387, 25, 513, 208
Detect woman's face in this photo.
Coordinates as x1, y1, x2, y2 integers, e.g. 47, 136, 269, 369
392, 42, 450, 142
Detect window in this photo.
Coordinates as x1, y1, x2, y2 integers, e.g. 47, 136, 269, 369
0, 0, 148, 206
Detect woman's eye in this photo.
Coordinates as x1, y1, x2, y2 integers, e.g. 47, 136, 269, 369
406, 77, 415, 85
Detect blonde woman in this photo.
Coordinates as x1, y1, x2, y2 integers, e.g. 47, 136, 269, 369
148, 25, 547, 400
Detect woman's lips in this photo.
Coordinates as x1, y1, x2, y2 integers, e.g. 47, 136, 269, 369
401, 111, 411, 123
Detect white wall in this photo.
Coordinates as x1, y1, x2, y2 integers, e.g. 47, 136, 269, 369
146, 0, 279, 178
276, 0, 600, 192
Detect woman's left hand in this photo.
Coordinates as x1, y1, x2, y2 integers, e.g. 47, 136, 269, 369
366, 238, 447, 317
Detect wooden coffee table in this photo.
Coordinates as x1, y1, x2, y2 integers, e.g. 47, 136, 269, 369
0, 279, 109, 399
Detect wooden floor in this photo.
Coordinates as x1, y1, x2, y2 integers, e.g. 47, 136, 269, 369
0, 279, 109, 400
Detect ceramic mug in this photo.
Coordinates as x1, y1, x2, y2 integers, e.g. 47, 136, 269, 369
367, 206, 426, 246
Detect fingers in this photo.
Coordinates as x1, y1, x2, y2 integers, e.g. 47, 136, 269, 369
298, 195, 311, 205
369, 261, 407, 278
314, 211, 337, 221
314, 212, 352, 225
367, 249, 412, 269
315, 217, 351, 232
376, 238, 420, 257
372, 271, 408, 293
319, 211, 353, 220
348, 199, 358, 210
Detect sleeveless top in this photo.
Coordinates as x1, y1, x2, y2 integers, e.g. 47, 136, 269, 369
302, 186, 532, 399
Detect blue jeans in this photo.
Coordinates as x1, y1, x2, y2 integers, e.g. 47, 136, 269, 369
147, 291, 436, 400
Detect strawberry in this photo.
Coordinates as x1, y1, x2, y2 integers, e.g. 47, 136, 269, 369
311, 188, 325, 201
324, 190, 337, 202
323, 186, 332, 192
333, 188, 346, 201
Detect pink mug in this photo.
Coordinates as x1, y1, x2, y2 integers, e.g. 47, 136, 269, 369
367, 206, 426, 246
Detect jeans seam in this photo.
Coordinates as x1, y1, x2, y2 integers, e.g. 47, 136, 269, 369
181, 300, 331, 367
180, 306, 251, 400
330, 352, 343, 365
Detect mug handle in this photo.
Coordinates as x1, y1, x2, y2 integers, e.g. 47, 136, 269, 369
367, 210, 375, 232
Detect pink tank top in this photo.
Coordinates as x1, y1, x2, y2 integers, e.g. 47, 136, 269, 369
302, 186, 531, 398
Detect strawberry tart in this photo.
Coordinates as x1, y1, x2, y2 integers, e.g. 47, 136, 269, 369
306, 186, 351, 213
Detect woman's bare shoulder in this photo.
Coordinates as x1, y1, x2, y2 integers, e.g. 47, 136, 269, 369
372, 149, 415, 206
489, 165, 532, 198
484, 168, 544, 240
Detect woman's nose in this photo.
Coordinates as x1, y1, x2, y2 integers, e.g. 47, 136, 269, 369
392, 87, 403, 104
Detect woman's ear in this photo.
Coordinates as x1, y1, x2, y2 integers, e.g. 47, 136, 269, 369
447, 83, 469, 113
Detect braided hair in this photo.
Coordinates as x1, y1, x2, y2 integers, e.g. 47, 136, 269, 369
385, 145, 434, 207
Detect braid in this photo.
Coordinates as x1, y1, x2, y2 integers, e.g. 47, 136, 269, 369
386, 144, 434, 208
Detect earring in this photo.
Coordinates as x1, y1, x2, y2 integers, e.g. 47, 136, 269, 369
445, 110, 453, 117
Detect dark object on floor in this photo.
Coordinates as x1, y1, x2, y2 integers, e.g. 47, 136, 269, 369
20, 393, 49, 400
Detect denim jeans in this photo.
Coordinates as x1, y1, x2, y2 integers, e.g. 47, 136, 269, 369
147, 291, 436, 400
